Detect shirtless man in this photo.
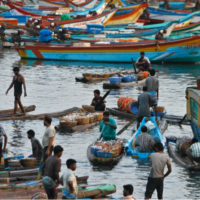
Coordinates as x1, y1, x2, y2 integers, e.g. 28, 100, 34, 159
5, 67, 27, 116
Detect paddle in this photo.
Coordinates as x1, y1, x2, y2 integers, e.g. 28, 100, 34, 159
178, 114, 187, 126
95, 90, 110, 108
117, 118, 136, 136
131, 58, 137, 74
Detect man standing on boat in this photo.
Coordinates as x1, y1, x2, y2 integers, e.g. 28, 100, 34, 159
5, 67, 27, 116
99, 111, 117, 141
42, 145, 63, 199
123, 184, 135, 200
91, 89, 106, 111
145, 69, 159, 121
145, 142, 172, 200
60, 159, 78, 199
135, 52, 152, 72
137, 86, 155, 129
27, 130, 43, 165
0, 125, 7, 164
42, 115, 56, 161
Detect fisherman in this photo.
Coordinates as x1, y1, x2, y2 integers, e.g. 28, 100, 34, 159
145, 142, 172, 200
123, 184, 135, 200
0, 25, 5, 41
39, 28, 53, 43
186, 138, 200, 164
42, 115, 56, 161
145, 69, 159, 120
99, 111, 117, 141
27, 130, 43, 165
137, 86, 155, 129
5, 67, 27, 116
42, 145, 63, 199
0, 125, 7, 164
155, 30, 166, 40
135, 52, 152, 72
91, 89, 106, 111
60, 159, 78, 199
57, 29, 67, 42
132, 126, 154, 152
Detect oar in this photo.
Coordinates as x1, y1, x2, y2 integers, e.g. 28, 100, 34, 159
131, 58, 137, 74
98, 125, 105, 141
95, 90, 110, 108
178, 114, 187, 126
117, 118, 136, 136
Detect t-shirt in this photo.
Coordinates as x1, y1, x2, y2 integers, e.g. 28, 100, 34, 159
31, 137, 43, 160
91, 96, 105, 111
60, 169, 78, 195
0, 125, 6, 144
43, 155, 61, 181
137, 133, 154, 152
149, 153, 171, 178
42, 125, 56, 148
136, 56, 150, 64
190, 142, 200, 158
145, 76, 159, 92
138, 92, 155, 117
99, 118, 117, 140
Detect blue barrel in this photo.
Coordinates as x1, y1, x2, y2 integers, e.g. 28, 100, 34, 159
122, 76, 132, 82
109, 77, 121, 84
130, 101, 138, 114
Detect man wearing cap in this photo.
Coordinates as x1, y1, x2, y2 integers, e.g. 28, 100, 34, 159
5, 67, 27, 116
123, 184, 135, 200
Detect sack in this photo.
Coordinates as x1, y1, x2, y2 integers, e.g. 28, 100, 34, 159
145, 121, 156, 131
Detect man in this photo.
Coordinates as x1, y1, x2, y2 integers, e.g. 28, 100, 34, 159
137, 86, 155, 129
91, 89, 106, 111
155, 30, 165, 40
186, 138, 200, 165
135, 52, 151, 72
132, 126, 154, 152
27, 130, 43, 165
42, 115, 56, 161
145, 142, 172, 200
39, 28, 53, 43
5, 67, 27, 116
145, 69, 159, 120
99, 111, 117, 141
42, 145, 63, 199
60, 159, 78, 199
0, 125, 7, 164
123, 184, 135, 200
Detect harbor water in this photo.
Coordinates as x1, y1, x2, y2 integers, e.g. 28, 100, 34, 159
0, 48, 199, 199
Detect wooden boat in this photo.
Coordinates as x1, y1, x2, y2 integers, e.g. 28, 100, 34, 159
125, 117, 165, 159
0, 183, 115, 199
87, 140, 125, 165
168, 142, 200, 170
0, 107, 78, 121
64, 0, 98, 9
13, 35, 200, 63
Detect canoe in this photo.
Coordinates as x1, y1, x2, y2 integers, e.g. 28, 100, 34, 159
76, 77, 109, 83
168, 142, 200, 170
87, 140, 125, 165
13, 35, 200, 63
0, 183, 115, 199
125, 116, 165, 159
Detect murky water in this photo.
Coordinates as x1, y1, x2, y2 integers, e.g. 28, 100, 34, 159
0, 48, 199, 199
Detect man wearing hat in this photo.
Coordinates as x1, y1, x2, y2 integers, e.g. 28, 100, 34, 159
123, 184, 135, 200
5, 67, 27, 116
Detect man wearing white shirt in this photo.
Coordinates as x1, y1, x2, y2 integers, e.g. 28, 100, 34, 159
123, 184, 135, 200
60, 159, 78, 199
42, 115, 56, 161
136, 52, 152, 72
0, 125, 7, 164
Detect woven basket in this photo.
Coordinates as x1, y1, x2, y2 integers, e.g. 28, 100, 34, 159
96, 113, 103, 121
97, 74, 104, 78
110, 73, 116, 77
153, 106, 165, 113
75, 117, 90, 125
20, 158, 36, 167
60, 120, 77, 129
83, 73, 92, 78
8, 160, 21, 167
82, 105, 94, 112
89, 116, 94, 123
103, 74, 110, 78
136, 74, 144, 80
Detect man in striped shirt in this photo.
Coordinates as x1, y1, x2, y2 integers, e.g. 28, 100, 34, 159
186, 138, 200, 164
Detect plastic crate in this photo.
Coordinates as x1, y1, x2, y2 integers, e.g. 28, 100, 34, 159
91, 147, 100, 156
97, 151, 113, 158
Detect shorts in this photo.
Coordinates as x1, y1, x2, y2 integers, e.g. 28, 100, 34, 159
145, 177, 164, 199
137, 116, 144, 123
42, 176, 57, 199
148, 91, 158, 106
14, 93, 22, 101
43, 146, 54, 162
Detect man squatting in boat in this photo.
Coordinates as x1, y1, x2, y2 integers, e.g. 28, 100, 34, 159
5, 67, 27, 116
135, 52, 152, 72
91, 89, 106, 111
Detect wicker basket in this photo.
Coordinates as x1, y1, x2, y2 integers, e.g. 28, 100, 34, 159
82, 105, 94, 112
89, 116, 94, 123
75, 117, 90, 125
97, 74, 104, 78
135, 74, 144, 80
103, 74, 110, 78
83, 73, 92, 78
60, 120, 77, 129
20, 158, 36, 167
96, 112, 103, 121
8, 160, 21, 167
179, 141, 191, 156
153, 106, 165, 113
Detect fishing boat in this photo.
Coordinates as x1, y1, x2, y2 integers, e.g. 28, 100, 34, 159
13, 35, 200, 63
168, 141, 200, 170
125, 117, 165, 159
64, 0, 99, 9
87, 139, 125, 165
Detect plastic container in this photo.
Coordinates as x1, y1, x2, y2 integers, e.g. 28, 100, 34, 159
129, 101, 138, 114
122, 98, 132, 110
122, 76, 132, 82
97, 151, 113, 158
139, 71, 149, 78
91, 147, 100, 156
117, 97, 126, 109
151, 111, 166, 118
109, 77, 121, 84
166, 137, 177, 144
